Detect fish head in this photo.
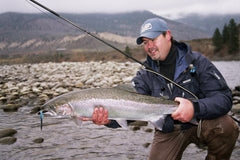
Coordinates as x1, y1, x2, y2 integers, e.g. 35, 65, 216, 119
41, 103, 73, 117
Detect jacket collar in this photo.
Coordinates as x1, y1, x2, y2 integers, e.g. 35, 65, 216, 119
145, 41, 194, 80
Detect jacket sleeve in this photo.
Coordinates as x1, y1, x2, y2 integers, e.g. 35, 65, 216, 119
192, 58, 232, 120
131, 69, 152, 95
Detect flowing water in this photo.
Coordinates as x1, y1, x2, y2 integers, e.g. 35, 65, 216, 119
0, 61, 239, 160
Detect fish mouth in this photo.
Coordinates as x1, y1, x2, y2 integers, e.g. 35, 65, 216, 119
40, 104, 73, 117
40, 105, 57, 116
40, 109, 58, 116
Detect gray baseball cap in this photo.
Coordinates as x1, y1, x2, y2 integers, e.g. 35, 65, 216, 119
136, 18, 169, 45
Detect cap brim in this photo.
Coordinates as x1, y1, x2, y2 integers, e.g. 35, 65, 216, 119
136, 31, 162, 45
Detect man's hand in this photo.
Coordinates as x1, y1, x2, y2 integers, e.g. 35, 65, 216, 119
81, 106, 111, 125
171, 97, 194, 123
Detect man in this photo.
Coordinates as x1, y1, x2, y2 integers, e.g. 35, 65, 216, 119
82, 18, 239, 160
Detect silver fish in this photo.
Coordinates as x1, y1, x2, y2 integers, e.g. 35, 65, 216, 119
41, 85, 179, 130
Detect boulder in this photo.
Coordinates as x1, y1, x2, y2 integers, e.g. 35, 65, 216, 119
0, 128, 17, 138
33, 137, 44, 143
235, 86, 240, 91
231, 104, 240, 114
0, 136, 17, 145
30, 106, 41, 114
2, 104, 21, 112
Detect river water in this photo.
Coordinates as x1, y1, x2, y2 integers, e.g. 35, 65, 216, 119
0, 61, 239, 160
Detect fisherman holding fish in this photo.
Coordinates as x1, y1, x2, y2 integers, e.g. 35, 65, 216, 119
28, 1, 238, 159
83, 18, 239, 160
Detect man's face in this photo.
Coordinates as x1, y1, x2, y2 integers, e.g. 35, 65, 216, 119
142, 31, 172, 61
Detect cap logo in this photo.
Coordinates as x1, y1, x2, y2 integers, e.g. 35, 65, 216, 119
141, 23, 152, 33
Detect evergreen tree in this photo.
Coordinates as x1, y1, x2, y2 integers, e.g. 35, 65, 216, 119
222, 24, 229, 44
228, 18, 239, 54
124, 45, 131, 57
212, 28, 223, 52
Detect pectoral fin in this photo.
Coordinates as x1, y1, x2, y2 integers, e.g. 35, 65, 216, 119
149, 115, 166, 131
115, 119, 128, 129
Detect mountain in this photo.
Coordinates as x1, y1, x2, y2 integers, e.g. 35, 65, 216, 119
0, 11, 210, 54
175, 13, 240, 35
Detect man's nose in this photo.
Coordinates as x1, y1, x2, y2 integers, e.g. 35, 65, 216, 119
146, 40, 154, 48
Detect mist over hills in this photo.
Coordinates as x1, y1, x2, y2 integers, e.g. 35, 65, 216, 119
176, 13, 240, 35
1, 11, 240, 55
0, 11, 210, 54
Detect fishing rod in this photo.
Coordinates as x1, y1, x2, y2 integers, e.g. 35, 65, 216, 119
28, 0, 198, 100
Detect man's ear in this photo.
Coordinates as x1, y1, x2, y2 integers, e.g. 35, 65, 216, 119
166, 30, 172, 41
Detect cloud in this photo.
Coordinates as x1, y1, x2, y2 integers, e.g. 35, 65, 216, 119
1, 0, 240, 19
151, 0, 240, 19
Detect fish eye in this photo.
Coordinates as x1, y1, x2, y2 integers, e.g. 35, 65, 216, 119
50, 105, 55, 110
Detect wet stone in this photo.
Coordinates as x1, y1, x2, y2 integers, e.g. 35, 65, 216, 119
142, 143, 151, 148
129, 121, 148, 127
145, 128, 153, 133
235, 86, 240, 91
33, 137, 44, 143
0, 137, 17, 145
0, 97, 7, 104
131, 126, 141, 131
2, 104, 21, 112
232, 104, 240, 114
30, 106, 41, 114
0, 128, 17, 138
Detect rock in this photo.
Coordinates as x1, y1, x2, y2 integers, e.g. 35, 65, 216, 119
129, 121, 148, 127
85, 78, 95, 85
235, 86, 240, 91
142, 142, 151, 148
231, 104, 240, 114
0, 128, 17, 138
20, 86, 31, 95
0, 97, 7, 104
0, 136, 17, 145
145, 128, 153, 133
232, 91, 240, 97
2, 104, 21, 112
131, 126, 141, 131
0, 62, 140, 107
30, 106, 41, 114
75, 82, 83, 88
233, 96, 240, 101
32, 86, 41, 93
39, 94, 49, 104
33, 137, 44, 143
8, 92, 19, 100
55, 87, 69, 94
42, 90, 54, 98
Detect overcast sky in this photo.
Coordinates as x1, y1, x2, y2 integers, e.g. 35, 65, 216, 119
1, 0, 240, 19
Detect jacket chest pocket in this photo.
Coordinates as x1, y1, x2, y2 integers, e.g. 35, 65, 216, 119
175, 74, 201, 98
149, 77, 172, 98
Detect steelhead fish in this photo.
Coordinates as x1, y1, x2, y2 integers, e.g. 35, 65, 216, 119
41, 84, 179, 130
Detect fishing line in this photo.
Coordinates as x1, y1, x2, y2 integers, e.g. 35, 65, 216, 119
28, 0, 198, 100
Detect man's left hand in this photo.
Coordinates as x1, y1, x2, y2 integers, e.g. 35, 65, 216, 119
171, 97, 194, 123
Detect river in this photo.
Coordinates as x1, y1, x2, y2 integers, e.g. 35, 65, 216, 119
0, 61, 239, 160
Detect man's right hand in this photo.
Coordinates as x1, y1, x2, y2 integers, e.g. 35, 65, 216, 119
81, 106, 111, 125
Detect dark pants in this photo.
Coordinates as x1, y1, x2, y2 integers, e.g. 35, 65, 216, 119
149, 115, 239, 160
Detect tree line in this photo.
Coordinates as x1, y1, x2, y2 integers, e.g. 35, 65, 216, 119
212, 18, 239, 54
